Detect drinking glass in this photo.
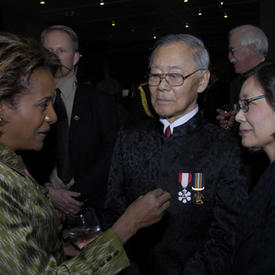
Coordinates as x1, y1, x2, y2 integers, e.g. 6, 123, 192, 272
66, 207, 101, 243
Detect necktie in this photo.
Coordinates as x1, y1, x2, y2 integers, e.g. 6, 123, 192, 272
165, 126, 172, 137
53, 88, 72, 184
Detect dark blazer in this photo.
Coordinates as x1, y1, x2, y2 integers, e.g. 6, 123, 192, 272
104, 113, 248, 275
22, 82, 119, 219
233, 161, 275, 275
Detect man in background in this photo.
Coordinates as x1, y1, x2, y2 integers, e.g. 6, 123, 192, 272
216, 24, 270, 191
24, 25, 119, 220
216, 24, 268, 129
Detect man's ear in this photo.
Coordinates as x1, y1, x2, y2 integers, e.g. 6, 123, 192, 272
248, 44, 256, 52
197, 70, 210, 94
248, 44, 259, 57
73, 51, 80, 66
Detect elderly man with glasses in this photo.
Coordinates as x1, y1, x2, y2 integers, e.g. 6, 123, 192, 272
216, 24, 268, 130
104, 34, 248, 275
216, 25, 270, 192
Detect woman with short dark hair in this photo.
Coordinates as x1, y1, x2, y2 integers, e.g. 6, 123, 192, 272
0, 33, 170, 274
233, 61, 275, 274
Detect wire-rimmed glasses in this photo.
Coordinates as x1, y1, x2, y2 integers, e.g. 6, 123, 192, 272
237, 95, 265, 113
148, 69, 203, 87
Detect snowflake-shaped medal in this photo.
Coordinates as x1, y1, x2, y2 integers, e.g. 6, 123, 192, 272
178, 189, 191, 204
178, 172, 192, 204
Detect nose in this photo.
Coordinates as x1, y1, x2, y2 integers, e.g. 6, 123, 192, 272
235, 109, 246, 123
158, 76, 170, 90
48, 48, 56, 55
50, 49, 61, 60
45, 103, 57, 124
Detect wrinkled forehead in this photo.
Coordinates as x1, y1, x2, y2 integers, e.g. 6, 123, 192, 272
151, 42, 195, 71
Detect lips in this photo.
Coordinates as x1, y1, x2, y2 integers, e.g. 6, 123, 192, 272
239, 129, 251, 136
156, 98, 173, 104
38, 128, 50, 139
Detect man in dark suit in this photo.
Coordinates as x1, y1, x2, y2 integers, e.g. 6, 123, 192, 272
216, 24, 268, 129
216, 25, 270, 191
104, 34, 248, 275
24, 25, 119, 220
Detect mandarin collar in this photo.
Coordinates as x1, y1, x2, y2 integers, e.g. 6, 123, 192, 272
152, 112, 202, 137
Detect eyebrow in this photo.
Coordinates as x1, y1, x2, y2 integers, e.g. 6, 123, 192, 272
151, 64, 183, 71
39, 96, 53, 102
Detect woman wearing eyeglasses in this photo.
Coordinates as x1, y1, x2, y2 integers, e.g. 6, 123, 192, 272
233, 61, 275, 274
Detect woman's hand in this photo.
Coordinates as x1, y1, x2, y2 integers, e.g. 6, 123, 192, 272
112, 188, 171, 244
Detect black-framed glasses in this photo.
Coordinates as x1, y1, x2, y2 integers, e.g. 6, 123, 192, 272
148, 69, 203, 87
237, 95, 265, 113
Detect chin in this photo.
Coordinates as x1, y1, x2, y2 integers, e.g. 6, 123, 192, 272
158, 112, 173, 119
241, 138, 257, 149
154, 106, 172, 117
31, 142, 44, 151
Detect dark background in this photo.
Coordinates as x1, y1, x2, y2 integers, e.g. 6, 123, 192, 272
0, 0, 274, 88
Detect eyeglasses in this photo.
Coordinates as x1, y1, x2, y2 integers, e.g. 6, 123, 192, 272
148, 69, 203, 87
237, 95, 265, 113
228, 46, 244, 55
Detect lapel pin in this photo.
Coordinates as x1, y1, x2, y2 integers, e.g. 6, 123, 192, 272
73, 115, 80, 121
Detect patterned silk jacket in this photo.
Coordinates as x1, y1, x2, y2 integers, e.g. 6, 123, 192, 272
0, 143, 129, 274
104, 113, 248, 275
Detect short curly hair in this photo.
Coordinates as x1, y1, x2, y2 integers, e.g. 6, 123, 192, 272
0, 32, 60, 109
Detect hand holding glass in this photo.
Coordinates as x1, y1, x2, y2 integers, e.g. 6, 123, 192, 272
66, 208, 101, 245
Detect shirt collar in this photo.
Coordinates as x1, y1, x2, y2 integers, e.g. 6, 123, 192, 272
160, 105, 199, 134
57, 74, 77, 98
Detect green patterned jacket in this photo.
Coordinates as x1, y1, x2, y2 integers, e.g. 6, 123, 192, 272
0, 143, 130, 274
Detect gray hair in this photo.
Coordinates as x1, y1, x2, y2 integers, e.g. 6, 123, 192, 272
41, 25, 79, 52
229, 24, 268, 57
149, 34, 210, 70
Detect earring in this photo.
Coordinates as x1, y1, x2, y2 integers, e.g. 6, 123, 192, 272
45, 115, 50, 121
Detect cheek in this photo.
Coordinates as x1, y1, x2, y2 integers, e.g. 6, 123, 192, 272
248, 111, 275, 139
66, 53, 75, 64
24, 110, 45, 130
58, 53, 71, 65
246, 112, 261, 131
59, 56, 68, 65
149, 88, 157, 101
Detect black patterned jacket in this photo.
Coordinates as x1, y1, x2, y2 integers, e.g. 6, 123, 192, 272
104, 112, 248, 275
233, 161, 275, 275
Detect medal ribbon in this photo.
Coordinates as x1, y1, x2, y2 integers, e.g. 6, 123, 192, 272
179, 172, 192, 188
191, 173, 205, 191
